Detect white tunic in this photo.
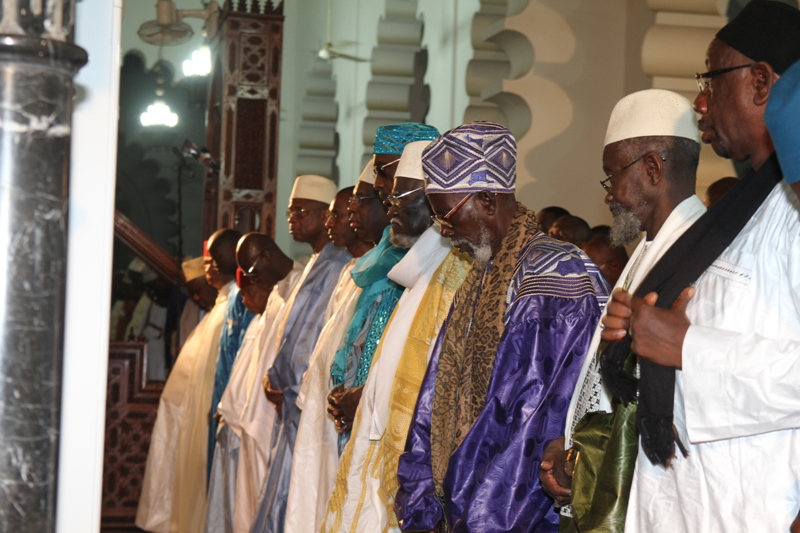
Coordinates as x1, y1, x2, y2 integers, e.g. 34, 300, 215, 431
626, 182, 800, 532
135, 282, 231, 533
321, 227, 454, 533
565, 195, 707, 447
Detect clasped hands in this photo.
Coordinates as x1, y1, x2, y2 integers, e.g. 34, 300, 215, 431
263, 375, 284, 420
326, 385, 364, 434
599, 286, 696, 369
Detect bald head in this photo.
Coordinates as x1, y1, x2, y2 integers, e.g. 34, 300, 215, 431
582, 233, 629, 287
236, 232, 292, 288
536, 206, 570, 233
549, 215, 591, 248
208, 228, 242, 276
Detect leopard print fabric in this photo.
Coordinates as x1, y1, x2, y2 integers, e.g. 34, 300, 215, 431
430, 202, 538, 495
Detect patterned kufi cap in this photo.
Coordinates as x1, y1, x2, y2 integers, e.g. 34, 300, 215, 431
423, 121, 516, 194
373, 122, 440, 155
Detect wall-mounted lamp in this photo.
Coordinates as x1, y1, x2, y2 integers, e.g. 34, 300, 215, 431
183, 46, 211, 77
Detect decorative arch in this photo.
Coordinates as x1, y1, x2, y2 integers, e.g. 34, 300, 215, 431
360, 0, 430, 165
296, 58, 339, 181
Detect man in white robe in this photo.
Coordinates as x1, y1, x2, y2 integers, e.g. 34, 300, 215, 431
537, 89, 705, 531
320, 141, 472, 533
204, 250, 300, 533
601, 4, 800, 530
284, 182, 386, 533
136, 231, 240, 532
241, 176, 351, 533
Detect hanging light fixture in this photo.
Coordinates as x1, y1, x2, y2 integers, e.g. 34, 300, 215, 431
182, 45, 211, 77
141, 45, 179, 128
141, 102, 179, 127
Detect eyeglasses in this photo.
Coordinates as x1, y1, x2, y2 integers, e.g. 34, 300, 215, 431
695, 63, 754, 94
430, 192, 475, 229
285, 207, 325, 219
387, 186, 423, 207
372, 158, 401, 178
348, 193, 381, 206
600, 154, 666, 193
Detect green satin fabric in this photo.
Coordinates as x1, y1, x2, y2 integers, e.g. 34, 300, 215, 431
570, 352, 638, 533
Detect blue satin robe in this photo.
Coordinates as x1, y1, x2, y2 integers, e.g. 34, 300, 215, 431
250, 242, 352, 533
208, 285, 254, 479
396, 236, 609, 532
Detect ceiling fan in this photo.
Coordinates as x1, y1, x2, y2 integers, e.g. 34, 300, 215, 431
317, 0, 368, 62
138, 0, 221, 47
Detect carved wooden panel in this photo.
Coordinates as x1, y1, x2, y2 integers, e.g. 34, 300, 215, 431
101, 342, 164, 532
207, 1, 284, 238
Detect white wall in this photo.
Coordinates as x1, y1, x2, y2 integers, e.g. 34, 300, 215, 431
57, 1, 123, 531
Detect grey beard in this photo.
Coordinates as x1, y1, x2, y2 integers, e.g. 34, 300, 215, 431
389, 228, 419, 249
453, 221, 493, 264
609, 206, 643, 247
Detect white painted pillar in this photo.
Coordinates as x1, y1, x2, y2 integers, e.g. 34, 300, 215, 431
56, 1, 123, 531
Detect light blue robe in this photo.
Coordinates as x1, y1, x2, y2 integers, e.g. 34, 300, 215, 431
250, 242, 351, 533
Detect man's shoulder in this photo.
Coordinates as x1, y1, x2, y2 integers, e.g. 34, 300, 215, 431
518, 233, 592, 275
511, 233, 607, 303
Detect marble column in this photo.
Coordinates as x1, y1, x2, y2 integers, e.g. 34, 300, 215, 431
0, 1, 87, 530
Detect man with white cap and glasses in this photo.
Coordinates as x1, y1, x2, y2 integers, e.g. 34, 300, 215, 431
396, 122, 608, 532
539, 89, 706, 532
372, 122, 441, 207
600, 2, 800, 530
321, 140, 472, 533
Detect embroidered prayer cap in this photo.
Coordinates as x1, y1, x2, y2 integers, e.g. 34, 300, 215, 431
395, 141, 432, 182
423, 121, 516, 194
716, 1, 800, 75
235, 267, 254, 289
181, 257, 205, 282
358, 157, 375, 184
766, 59, 800, 184
373, 122, 440, 155
290, 174, 337, 205
604, 89, 700, 147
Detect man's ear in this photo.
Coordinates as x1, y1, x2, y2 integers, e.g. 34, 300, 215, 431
476, 191, 497, 216
645, 152, 665, 186
752, 62, 776, 107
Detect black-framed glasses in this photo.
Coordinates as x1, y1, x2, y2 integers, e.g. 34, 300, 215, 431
430, 192, 475, 229
372, 158, 401, 178
695, 63, 754, 94
600, 154, 666, 193
387, 186, 423, 207
348, 193, 381, 206
285, 207, 325, 219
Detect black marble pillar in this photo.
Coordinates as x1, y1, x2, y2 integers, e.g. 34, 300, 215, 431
0, 3, 87, 529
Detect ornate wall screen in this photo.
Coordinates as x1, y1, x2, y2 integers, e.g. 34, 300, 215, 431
206, 0, 284, 238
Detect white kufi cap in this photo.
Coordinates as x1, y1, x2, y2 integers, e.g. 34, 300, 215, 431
358, 157, 375, 185
604, 89, 700, 147
181, 257, 205, 282
395, 141, 431, 182
290, 174, 337, 205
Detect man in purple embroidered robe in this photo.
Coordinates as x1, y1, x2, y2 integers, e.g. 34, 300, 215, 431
395, 122, 609, 532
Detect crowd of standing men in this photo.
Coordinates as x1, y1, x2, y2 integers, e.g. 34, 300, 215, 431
135, 2, 800, 531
